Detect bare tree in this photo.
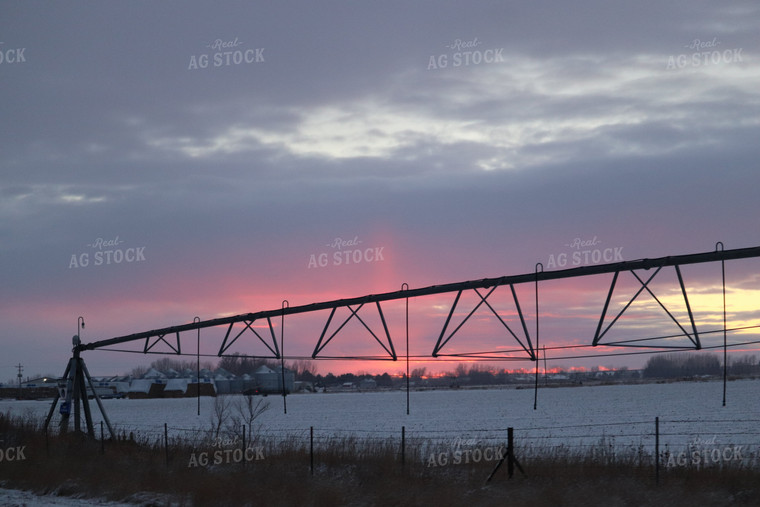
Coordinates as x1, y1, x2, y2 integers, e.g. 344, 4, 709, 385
128, 365, 148, 378
233, 395, 270, 443
411, 367, 427, 379
209, 395, 233, 440
289, 359, 317, 379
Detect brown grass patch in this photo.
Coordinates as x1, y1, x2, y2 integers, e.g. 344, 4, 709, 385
0, 412, 758, 506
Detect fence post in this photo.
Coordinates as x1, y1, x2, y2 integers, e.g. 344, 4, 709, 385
487, 427, 524, 482
655, 417, 660, 485
100, 421, 104, 455
508, 427, 515, 478
242, 424, 246, 469
164, 423, 169, 469
310, 426, 314, 476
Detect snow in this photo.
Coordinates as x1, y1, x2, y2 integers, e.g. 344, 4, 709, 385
163, 378, 189, 394
0, 380, 757, 503
125, 379, 152, 394
1, 379, 758, 456
0, 488, 137, 506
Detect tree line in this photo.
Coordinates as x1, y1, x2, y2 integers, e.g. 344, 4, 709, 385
123, 352, 760, 386
642, 353, 759, 379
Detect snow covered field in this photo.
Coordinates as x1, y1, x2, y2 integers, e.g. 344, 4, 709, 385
2, 379, 758, 458
0, 380, 758, 505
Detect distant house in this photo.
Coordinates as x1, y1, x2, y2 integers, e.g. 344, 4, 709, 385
358, 378, 377, 390
13, 377, 58, 399
294, 380, 314, 392
88, 380, 126, 399
21, 377, 59, 388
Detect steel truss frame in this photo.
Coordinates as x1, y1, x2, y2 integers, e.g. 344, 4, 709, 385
73, 244, 759, 361
47, 244, 760, 433
592, 264, 701, 350
432, 284, 535, 360
312, 302, 397, 360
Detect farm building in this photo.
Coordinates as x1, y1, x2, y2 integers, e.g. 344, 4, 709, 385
253, 365, 294, 394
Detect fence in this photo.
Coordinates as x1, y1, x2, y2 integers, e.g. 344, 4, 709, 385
46, 414, 760, 483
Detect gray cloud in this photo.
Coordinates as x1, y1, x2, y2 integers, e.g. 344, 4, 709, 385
1, 0, 759, 375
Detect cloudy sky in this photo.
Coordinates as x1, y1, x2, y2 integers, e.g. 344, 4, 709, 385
2, 0, 759, 379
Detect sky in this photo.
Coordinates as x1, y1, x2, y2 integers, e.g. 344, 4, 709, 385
1, 0, 759, 380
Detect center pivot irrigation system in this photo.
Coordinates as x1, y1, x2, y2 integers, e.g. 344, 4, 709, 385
45, 243, 760, 438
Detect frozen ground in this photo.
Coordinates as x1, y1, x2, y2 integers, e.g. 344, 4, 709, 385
2, 379, 758, 455
0, 487, 143, 506
0, 380, 758, 504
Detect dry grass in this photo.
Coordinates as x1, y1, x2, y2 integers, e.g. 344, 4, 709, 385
0, 412, 758, 506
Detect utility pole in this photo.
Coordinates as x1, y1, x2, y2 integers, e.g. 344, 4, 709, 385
16, 363, 23, 400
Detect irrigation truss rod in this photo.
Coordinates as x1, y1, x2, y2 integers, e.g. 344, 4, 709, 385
78, 245, 760, 357
94, 336, 760, 365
